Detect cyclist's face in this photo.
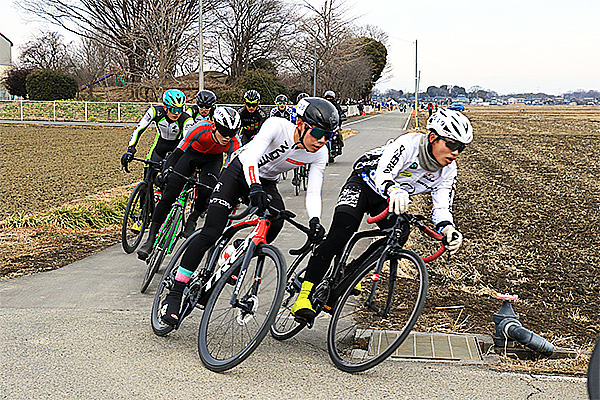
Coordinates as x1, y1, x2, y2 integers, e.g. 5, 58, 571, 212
198, 107, 211, 117
277, 104, 286, 111
214, 128, 232, 145
430, 132, 461, 166
298, 119, 327, 153
165, 106, 182, 119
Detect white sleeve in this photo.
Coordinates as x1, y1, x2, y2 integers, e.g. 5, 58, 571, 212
305, 152, 327, 220
431, 170, 456, 228
128, 107, 155, 146
237, 118, 278, 186
373, 136, 411, 196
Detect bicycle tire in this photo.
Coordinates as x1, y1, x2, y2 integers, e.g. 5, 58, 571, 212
270, 254, 311, 341
121, 182, 150, 253
293, 168, 300, 196
141, 207, 181, 293
588, 336, 600, 399
151, 229, 204, 336
198, 244, 286, 372
301, 166, 308, 191
327, 249, 428, 372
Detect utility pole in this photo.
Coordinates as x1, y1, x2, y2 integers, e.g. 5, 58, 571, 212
313, 33, 317, 96
414, 39, 418, 128
198, 0, 204, 90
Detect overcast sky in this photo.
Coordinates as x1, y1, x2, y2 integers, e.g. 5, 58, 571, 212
2, 0, 598, 96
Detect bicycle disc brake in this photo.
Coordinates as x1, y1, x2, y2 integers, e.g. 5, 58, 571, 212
236, 295, 258, 325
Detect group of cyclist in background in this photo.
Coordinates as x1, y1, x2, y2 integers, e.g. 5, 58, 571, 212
120, 86, 470, 327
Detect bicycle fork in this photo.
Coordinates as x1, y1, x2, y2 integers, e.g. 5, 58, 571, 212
364, 254, 398, 318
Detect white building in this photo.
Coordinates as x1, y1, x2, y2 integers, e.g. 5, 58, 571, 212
0, 32, 14, 100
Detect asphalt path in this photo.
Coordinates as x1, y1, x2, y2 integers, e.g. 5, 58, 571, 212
0, 110, 587, 399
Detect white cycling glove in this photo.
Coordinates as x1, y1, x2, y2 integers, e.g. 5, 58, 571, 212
387, 186, 410, 215
441, 225, 463, 255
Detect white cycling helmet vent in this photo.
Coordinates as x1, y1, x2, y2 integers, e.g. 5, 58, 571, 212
427, 108, 473, 144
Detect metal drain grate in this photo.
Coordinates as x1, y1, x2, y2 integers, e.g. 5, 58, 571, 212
362, 330, 482, 361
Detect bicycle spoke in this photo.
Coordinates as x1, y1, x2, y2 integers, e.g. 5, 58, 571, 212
328, 251, 428, 372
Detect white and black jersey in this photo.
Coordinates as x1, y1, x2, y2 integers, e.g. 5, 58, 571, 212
234, 117, 328, 220
353, 131, 456, 227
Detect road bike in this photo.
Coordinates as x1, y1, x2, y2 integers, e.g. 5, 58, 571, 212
140, 168, 208, 293
291, 164, 309, 196
121, 157, 163, 254
270, 208, 447, 372
151, 202, 311, 372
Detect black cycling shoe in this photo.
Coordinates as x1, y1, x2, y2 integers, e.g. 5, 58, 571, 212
182, 218, 197, 238
160, 281, 185, 326
293, 308, 316, 323
137, 240, 153, 260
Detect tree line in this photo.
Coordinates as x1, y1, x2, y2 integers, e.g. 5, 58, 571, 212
4, 0, 388, 103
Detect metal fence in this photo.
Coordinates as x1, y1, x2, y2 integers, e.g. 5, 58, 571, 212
0, 99, 372, 123
0, 99, 153, 123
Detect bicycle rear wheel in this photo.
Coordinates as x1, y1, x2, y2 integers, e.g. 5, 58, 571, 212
121, 182, 150, 253
198, 244, 286, 372
327, 249, 428, 372
151, 229, 205, 336
270, 253, 311, 340
141, 207, 181, 293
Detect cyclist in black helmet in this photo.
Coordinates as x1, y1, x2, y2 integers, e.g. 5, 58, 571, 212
188, 89, 217, 122
238, 89, 267, 145
157, 97, 340, 326
269, 94, 293, 121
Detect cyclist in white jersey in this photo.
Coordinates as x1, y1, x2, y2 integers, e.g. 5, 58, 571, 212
158, 97, 340, 326
291, 108, 474, 321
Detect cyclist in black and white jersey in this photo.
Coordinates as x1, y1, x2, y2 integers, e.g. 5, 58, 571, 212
291, 108, 474, 321
269, 94, 293, 121
120, 89, 194, 171
187, 89, 217, 122
158, 97, 340, 326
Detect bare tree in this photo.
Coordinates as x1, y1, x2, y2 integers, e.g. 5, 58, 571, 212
18, 0, 222, 89
17, 31, 75, 72
204, 0, 297, 80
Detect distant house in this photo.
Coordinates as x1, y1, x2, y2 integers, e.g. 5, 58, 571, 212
0, 32, 14, 100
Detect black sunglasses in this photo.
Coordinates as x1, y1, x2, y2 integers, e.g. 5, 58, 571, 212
307, 124, 335, 141
437, 135, 466, 153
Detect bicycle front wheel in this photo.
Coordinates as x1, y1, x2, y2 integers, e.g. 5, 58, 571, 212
327, 249, 428, 372
141, 207, 181, 293
121, 182, 150, 253
198, 244, 286, 372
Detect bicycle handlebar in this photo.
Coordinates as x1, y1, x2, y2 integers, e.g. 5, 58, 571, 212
122, 157, 163, 174
366, 207, 447, 263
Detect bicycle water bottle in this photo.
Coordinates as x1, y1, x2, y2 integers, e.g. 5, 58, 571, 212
217, 240, 243, 267
154, 189, 162, 204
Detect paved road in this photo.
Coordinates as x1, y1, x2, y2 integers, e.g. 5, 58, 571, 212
0, 110, 587, 399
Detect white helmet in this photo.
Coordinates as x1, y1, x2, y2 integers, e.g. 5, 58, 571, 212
426, 108, 473, 144
213, 106, 241, 137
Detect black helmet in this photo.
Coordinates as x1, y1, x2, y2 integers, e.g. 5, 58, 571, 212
323, 90, 335, 99
244, 89, 260, 103
213, 106, 241, 137
296, 92, 309, 104
275, 94, 288, 105
296, 97, 339, 132
196, 90, 217, 109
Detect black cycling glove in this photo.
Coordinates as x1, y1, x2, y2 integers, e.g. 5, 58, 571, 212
248, 183, 268, 212
308, 217, 325, 243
